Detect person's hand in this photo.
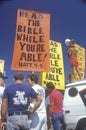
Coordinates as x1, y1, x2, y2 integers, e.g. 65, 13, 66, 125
27, 110, 32, 118
50, 116, 52, 119
0, 121, 6, 130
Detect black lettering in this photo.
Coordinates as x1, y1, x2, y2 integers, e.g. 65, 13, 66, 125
29, 36, 33, 43
19, 11, 29, 18
19, 11, 25, 17
49, 74, 54, 80
17, 34, 45, 43
45, 73, 59, 81
45, 73, 49, 79
20, 52, 26, 61
17, 34, 32, 42
17, 25, 27, 33
31, 13, 37, 19
18, 62, 32, 67
33, 36, 38, 43
33, 28, 38, 34
27, 20, 32, 26
26, 44, 35, 52
39, 28, 44, 34
56, 68, 62, 74
50, 41, 58, 47
51, 60, 58, 66
17, 25, 22, 32
19, 11, 43, 19
19, 42, 26, 50
51, 67, 55, 73
37, 20, 41, 26
23, 26, 26, 32
50, 54, 60, 60
27, 27, 32, 34
27, 54, 32, 61
27, 20, 41, 26
57, 54, 60, 60
56, 75, 59, 81
23, 34, 29, 42
39, 35, 45, 42
27, 27, 44, 34
19, 43, 45, 52
39, 64, 42, 68
17, 33, 22, 40
37, 54, 41, 61
50, 48, 57, 53
36, 44, 45, 52
38, 13, 43, 19
27, 54, 42, 61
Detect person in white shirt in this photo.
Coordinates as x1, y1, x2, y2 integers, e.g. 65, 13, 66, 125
27, 73, 47, 130
0, 72, 7, 129
45, 88, 52, 130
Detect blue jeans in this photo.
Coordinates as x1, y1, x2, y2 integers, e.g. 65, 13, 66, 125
6, 115, 30, 130
52, 113, 63, 130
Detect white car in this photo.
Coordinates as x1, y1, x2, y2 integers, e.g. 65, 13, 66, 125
63, 80, 86, 130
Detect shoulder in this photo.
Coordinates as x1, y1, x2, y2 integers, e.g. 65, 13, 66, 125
4, 85, 13, 90
51, 90, 62, 95
0, 86, 5, 90
33, 84, 44, 89
0, 87, 5, 93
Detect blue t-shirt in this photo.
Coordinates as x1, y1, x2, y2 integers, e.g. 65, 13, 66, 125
3, 83, 38, 114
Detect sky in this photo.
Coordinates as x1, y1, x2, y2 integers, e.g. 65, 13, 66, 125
0, 0, 86, 86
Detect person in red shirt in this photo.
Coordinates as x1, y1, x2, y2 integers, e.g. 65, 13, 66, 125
46, 82, 63, 130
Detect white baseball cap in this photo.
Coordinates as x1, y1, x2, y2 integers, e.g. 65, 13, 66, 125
65, 39, 71, 46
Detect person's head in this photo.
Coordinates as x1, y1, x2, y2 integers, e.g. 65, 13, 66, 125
65, 39, 75, 47
46, 82, 55, 94
13, 72, 24, 83
69, 40, 75, 47
0, 72, 7, 87
27, 74, 38, 87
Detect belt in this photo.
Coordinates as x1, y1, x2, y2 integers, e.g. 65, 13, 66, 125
8, 112, 28, 116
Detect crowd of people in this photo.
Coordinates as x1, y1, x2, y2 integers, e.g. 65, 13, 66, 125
0, 71, 64, 130
0, 37, 82, 130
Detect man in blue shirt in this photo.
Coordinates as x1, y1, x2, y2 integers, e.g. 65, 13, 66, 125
1, 72, 42, 130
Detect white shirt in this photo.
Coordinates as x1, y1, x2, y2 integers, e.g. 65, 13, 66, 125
0, 86, 5, 119
0, 86, 5, 104
30, 84, 46, 113
45, 96, 50, 109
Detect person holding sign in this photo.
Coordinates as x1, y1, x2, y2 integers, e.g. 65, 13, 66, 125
27, 73, 47, 130
65, 39, 81, 81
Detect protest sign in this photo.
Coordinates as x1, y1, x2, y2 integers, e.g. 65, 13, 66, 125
11, 9, 50, 72
75, 44, 85, 79
0, 60, 5, 73
40, 40, 65, 90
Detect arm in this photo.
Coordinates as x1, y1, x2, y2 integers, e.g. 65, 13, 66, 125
49, 102, 54, 115
66, 48, 72, 56
1, 98, 8, 122
1, 99, 8, 129
29, 95, 42, 113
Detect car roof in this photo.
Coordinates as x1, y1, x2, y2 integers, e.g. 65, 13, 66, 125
66, 79, 86, 88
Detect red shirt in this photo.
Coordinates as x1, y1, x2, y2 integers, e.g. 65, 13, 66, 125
50, 89, 63, 113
